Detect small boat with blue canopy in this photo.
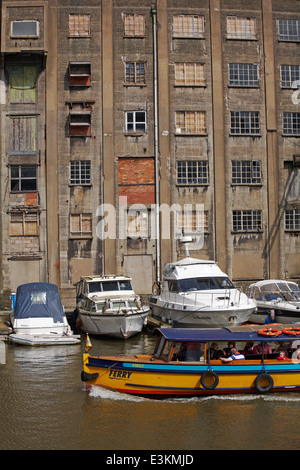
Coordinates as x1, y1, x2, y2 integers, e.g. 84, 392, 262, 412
9, 282, 81, 346
81, 324, 300, 398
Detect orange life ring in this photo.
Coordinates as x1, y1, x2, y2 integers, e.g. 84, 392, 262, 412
282, 327, 300, 336
257, 328, 282, 337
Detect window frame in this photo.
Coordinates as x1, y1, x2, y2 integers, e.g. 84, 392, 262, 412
283, 112, 300, 136
10, 20, 39, 39
175, 111, 206, 135
280, 65, 300, 88
125, 111, 147, 133
228, 63, 259, 87
232, 210, 262, 232
285, 209, 300, 231
70, 213, 92, 239
172, 15, 205, 38
278, 19, 300, 42
175, 63, 206, 87
177, 160, 209, 186
70, 160, 91, 185
10, 165, 38, 193
124, 62, 146, 85
68, 14, 90, 37
9, 115, 38, 155
10, 211, 39, 237
123, 14, 146, 38
230, 111, 260, 136
226, 16, 257, 40
231, 161, 262, 185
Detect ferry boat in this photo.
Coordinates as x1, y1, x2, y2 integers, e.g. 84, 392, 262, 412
9, 282, 80, 346
81, 324, 300, 398
75, 275, 149, 339
248, 280, 300, 324
149, 257, 256, 328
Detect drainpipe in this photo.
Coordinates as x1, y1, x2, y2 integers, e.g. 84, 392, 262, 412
152, 7, 160, 285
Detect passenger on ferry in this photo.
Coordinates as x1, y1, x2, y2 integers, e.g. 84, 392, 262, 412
253, 342, 272, 355
223, 342, 236, 356
277, 347, 288, 360
221, 348, 245, 363
176, 343, 203, 361
208, 342, 219, 359
242, 342, 255, 356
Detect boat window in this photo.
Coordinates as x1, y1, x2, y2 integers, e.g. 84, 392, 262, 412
178, 278, 197, 292
154, 336, 166, 357
88, 282, 102, 293
112, 301, 126, 309
168, 280, 180, 292
102, 281, 119, 291
30, 292, 47, 304
288, 283, 300, 300
129, 301, 137, 308
96, 302, 105, 311
119, 280, 132, 290
160, 340, 174, 361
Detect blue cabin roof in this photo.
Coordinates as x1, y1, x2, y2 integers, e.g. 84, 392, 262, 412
157, 326, 298, 343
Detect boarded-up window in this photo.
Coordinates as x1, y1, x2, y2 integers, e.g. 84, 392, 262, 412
124, 14, 145, 37
175, 111, 206, 134
70, 214, 92, 238
175, 63, 205, 86
69, 112, 91, 136
127, 210, 148, 239
176, 210, 208, 234
9, 116, 37, 154
10, 212, 38, 236
69, 14, 90, 37
9, 66, 38, 103
173, 15, 205, 38
226, 17, 256, 39
68, 62, 91, 86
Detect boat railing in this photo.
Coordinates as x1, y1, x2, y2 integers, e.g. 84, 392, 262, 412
161, 288, 246, 308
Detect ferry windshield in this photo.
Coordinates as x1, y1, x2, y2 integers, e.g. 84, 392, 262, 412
169, 277, 235, 292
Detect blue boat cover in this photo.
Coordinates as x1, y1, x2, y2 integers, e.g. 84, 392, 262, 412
157, 327, 296, 343
14, 282, 65, 323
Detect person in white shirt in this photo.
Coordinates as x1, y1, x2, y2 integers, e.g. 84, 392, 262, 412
221, 348, 245, 362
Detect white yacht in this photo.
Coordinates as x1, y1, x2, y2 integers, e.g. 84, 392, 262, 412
248, 280, 300, 324
9, 282, 81, 346
75, 275, 149, 339
149, 257, 256, 328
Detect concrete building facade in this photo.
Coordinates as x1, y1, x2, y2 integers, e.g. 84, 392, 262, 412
0, 0, 299, 308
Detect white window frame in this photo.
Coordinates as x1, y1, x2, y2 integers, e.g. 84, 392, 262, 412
10, 20, 39, 38
278, 19, 300, 42
233, 210, 262, 232
283, 112, 300, 135
177, 161, 209, 185
125, 111, 147, 133
228, 63, 258, 87
285, 209, 300, 231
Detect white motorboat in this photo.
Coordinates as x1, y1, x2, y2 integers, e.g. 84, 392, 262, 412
9, 282, 81, 346
75, 275, 149, 339
149, 257, 256, 328
248, 280, 300, 324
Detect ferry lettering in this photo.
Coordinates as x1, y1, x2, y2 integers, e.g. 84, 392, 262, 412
106, 454, 140, 467
108, 369, 132, 380
150, 455, 193, 466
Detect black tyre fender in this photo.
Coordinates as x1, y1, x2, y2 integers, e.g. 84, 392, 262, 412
254, 373, 274, 393
200, 370, 219, 390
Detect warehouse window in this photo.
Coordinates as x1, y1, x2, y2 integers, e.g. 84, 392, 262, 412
10, 212, 38, 236
69, 112, 91, 136
176, 210, 209, 234
280, 65, 300, 88
285, 209, 300, 231
177, 161, 209, 185
70, 161, 91, 185
11, 20, 39, 38
9, 115, 37, 155
10, 166, 37, 192
9, 65, 38, 103
69, 14, 90, 37
175, 111, 206, 135
278, 19, 300, 42
124, 14, 145, 37
233, 210, 262, 232
226, 17, 256, 40
175, 63, 205, 86
70, 214, 92, 238
231, 161, 261, 184
127, 210, 148, 239
173, 15, 205, 38
125, 111, 146, 133
68, 62, 91, 86
125, 62, 146, 85
228, 64, 258, 87
230, 111, 260, 135
283, 112, 300, 135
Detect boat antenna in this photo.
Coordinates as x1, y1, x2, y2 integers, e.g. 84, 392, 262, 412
180, 235, 193, 258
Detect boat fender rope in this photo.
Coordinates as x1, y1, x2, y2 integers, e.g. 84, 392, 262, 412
257, 328, 282, 337
200, 370, 219, 390
254, 373, 273, 393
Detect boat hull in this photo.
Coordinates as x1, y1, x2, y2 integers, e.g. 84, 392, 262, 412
78, 308, 149, 339
82, 354, 300, 398
149, 301, 255, 328
9, 333, 81, 346
249, 303, 300, 325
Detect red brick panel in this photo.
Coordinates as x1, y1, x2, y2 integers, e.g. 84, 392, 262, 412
118, 157, 155, 204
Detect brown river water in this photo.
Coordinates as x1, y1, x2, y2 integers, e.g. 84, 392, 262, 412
1, 331, 300, 451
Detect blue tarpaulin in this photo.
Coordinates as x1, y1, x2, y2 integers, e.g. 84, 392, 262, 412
14, 282, 65, 323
